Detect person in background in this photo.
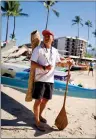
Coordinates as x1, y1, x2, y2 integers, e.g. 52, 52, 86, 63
31, 30, 74, 131
88, 61, 94, 76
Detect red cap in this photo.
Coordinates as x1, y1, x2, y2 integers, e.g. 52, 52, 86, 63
42, 30, 54, 37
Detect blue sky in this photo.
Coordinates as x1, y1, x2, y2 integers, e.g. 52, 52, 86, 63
1, 1, 96, 47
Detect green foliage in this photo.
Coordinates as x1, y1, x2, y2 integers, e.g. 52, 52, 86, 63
43, 0, 59, 29
1, 1, 17, 16
12, 1, 28, 17
1, 1, 28, 41
85, 53, 93, 58
72, 16, 83, 26
72, 16, 83, 38
85, 20, 92, 27
92, 29, 96, 37
88, 44, 92, 47
91, 48, 95, 51
10, 33, 16, 40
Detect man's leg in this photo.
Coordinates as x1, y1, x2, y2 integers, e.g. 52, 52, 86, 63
88, 70, 90, 75
92, 70, 93, 76
39, 98, 49, 120
33, 99, 42, 125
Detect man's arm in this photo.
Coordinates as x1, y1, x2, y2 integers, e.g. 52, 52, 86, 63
31, 61, 43, 70
31, 61, 52, 71
56, 61, 67, 67
56, 58, 74, 67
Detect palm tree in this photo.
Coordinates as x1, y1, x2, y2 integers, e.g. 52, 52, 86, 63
11, 1, 28, 39
72, 16, 83, 38
92, 29, 96, 37
85, 20, 92, 41
42, 0, 59, 29
1, 1, 16, 41
88, 44, 92, 48
86, 43, 92, 54
92, 48, 95, 51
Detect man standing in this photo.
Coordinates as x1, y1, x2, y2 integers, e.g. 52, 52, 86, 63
31, 30, 73, 131
88, 61, 94, 76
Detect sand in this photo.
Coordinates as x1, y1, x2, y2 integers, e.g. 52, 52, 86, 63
1, 70, 96, 138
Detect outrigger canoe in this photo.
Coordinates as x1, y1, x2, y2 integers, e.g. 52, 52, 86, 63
1, 76, 96, 99
15, 70, 68, 81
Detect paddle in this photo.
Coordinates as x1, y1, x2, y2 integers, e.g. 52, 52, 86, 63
55, 64, 71, 130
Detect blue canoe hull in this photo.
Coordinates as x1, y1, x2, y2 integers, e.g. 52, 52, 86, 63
1, 76, 96, 99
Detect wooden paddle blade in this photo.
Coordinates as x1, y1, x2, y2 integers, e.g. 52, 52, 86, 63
55, 107, 68, 130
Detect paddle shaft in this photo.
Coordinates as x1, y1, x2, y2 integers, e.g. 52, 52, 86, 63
63, 65, 71, 108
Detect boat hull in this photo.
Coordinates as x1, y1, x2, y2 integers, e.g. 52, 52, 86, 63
1, 76, 96, 99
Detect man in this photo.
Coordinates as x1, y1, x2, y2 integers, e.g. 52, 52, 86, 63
88, 61, 94, 76
31, 30, 73, 131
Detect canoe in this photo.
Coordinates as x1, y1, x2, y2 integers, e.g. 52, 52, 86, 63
1, 76, 96, 99
71, 65, 88, 71
1, 64, 68, 81
1, 63, 29, 77
15, 70, 68, 81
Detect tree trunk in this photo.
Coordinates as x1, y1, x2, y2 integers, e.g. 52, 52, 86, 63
86, 42, 88, 54
88, 26, 89, 41
78, 23, 79, 38
45, 8, 49, 30
12, 16, 16, 38
86, 27, 90, 54
5, 15, 9, 42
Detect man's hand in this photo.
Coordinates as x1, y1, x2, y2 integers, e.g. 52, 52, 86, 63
66, 59, 74, 67
45, 65, 52, 70
57, 58, 74, 67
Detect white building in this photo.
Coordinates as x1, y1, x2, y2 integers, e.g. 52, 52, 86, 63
53, 36, 87, 58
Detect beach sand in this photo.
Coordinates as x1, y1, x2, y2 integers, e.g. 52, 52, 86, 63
1, 70, 96, 138
70, 70, 96, 89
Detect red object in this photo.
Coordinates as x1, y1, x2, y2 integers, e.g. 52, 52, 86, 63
42, 30, 54, 37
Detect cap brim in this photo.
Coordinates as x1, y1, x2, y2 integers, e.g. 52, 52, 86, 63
42, 30, 54, 37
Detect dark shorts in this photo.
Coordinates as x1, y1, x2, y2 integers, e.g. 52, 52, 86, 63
89, 68, 93, 71
32, 82, 54, 100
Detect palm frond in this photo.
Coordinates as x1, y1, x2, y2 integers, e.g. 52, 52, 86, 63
1, 6, 6, 12
52, 9, 59, 17
85, 22, 88, 26
92, 48, 95, 51
3, 1, 9, 11
19, 13, 29, 16
72, 19, 77, 23
85, 20, 92, 27
72, 23, 76, 25
92, 29, 96, 37
18, 9, 23, 13
80, 23, 83, 26
88, 44, 92, 47
46, 1, 52, 6
43, 2, 49, 9
50, 1, 56, 6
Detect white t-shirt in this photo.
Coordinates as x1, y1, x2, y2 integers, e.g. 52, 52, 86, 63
31, 45, 61, 83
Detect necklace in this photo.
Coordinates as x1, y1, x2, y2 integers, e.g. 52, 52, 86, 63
42, 44, 53, 65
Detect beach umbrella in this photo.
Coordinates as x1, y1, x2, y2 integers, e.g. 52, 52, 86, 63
55, 64, 71, 130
